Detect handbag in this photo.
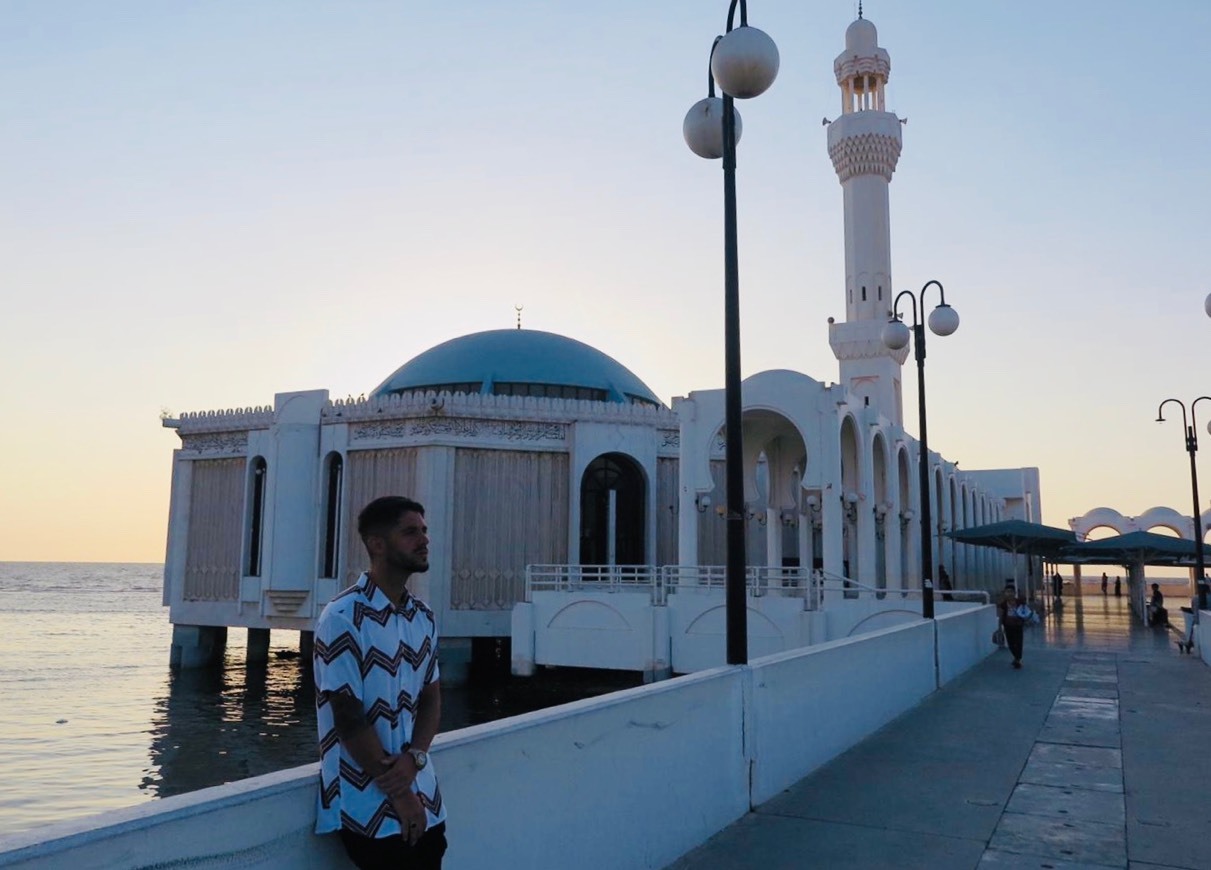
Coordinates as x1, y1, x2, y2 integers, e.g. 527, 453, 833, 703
992, 627, 1006, 647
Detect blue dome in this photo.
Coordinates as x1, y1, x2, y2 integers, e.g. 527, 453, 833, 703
372, 329, 663, 406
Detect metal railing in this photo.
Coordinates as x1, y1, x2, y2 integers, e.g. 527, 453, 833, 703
525, 564, 664, 604
661, 565, 820, 610
816, 569, 990, 605
523, 564, 992, 609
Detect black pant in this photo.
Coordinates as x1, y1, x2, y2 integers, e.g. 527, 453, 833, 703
339, 823, 447, 870
1003, 623, 1024, 662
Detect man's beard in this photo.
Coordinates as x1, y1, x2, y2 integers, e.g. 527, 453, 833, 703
388, 550, 429, 574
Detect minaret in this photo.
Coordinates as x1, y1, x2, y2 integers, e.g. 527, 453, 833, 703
826, 11, 909, 425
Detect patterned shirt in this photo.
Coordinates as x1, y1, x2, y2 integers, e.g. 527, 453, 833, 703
313, 572, 445, 837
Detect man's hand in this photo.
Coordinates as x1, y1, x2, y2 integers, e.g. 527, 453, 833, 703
375, 753, 417, 799
390, 791, 427, 846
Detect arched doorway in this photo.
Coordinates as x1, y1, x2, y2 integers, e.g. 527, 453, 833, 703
579, 452, 646, 565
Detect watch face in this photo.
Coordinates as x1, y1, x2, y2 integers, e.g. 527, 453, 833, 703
412, 750, 428, 769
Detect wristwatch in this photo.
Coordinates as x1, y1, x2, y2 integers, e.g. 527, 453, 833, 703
407, 748, 429, 770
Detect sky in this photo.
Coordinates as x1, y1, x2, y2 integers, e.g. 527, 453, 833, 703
2, 1, 1210, 562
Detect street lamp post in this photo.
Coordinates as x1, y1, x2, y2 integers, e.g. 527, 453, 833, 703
1155, 396, 1211, 611
882, 280, 960, 619
683, 0, 779, 665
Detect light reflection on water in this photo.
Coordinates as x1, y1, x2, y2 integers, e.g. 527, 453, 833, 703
0, 562, 639, 836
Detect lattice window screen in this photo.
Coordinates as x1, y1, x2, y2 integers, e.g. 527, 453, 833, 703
656, 458, 679, 566
451, 449, 569, 610
183, 458, 245, 601
696, 460, 727, 566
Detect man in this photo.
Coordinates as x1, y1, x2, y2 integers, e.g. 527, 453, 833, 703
1101, 572, 1108, 595
938, 564, 953, 602
313, 496, 447, 869
1052, 571, 1063, 602
1149, 582, 1169, 629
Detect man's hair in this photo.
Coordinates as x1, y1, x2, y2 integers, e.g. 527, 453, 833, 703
357, 496, 425, 547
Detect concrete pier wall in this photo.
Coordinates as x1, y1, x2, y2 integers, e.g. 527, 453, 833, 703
0, 607, 996, 870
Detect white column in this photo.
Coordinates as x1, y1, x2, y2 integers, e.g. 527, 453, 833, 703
822, 490, 844, 578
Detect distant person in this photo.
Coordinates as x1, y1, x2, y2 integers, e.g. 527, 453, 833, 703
1178, 593, 1199, 654
998, 581, 1027, 669
1149, 583, 1170, 629
1101, 572, 1108, 595
1052, 571, 1063, 601
313, 496, 447, 868
1114, 575, 1122, 597
938, 564, 953, 602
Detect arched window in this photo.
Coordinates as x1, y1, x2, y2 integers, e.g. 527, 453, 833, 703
320, 452, 344, 579
579, 453, 646, 565
246, 457, 268, 577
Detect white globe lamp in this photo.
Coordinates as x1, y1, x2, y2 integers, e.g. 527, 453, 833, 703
882, 318, 911, 350
683, 97, 742, 159
711, 26, 780, 99
928, 303, 960, 337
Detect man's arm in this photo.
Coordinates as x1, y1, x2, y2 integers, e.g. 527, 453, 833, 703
411, 680, 442, 752
376, 680, 441, 793
329, 691, 428, 843
328, 691, 392, 777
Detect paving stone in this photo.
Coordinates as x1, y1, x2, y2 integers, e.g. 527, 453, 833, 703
1006, 782, 1125, 825
989, 812, 1126, 867
1037, 720, 1121, 749
1049, 698, 1120, 722
1058, 686, 1119, 701
1028, 744, 1122, 770
667, 813, 986, 870
978, 849, 1120, 869
1019, 759, 1123, 794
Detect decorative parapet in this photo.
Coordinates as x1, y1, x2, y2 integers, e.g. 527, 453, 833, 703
324, 390, 678, 427
176, 406, 275, 434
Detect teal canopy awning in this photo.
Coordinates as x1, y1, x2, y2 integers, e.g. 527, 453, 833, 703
945, 520, 1077, 558
1060, 530, 1202, 566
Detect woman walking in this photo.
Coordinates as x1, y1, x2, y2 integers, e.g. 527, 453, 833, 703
998, 584, 1028, 669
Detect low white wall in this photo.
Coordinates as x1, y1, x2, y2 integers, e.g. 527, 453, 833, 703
935, 604, 998, 686
437, 668, 749, 869
0, 765, 348, 870
747, 620, 937, 804
532, 590, 657, 672
823, 596, 976, 641
0, 619, 995, 870
668, 592, 812, 673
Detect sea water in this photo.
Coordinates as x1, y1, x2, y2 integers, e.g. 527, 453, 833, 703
0, 562, 637, 836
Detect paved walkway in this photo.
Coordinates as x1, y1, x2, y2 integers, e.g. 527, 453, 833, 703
668, 592, 1211, 869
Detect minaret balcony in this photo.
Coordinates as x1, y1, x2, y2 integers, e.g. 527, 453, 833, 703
828, 111, 902, 183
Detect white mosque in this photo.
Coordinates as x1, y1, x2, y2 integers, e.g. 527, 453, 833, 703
159, 14, 1042, 680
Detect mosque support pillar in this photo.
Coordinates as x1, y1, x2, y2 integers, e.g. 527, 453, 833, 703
1072, 564, 1083, 597
247, 628, 271, 665
170, 625, 227, 669
511, 603, 536, 677
299, 630, 314, 662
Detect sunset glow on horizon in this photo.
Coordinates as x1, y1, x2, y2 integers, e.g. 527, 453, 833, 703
3, 1, 1209, 562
